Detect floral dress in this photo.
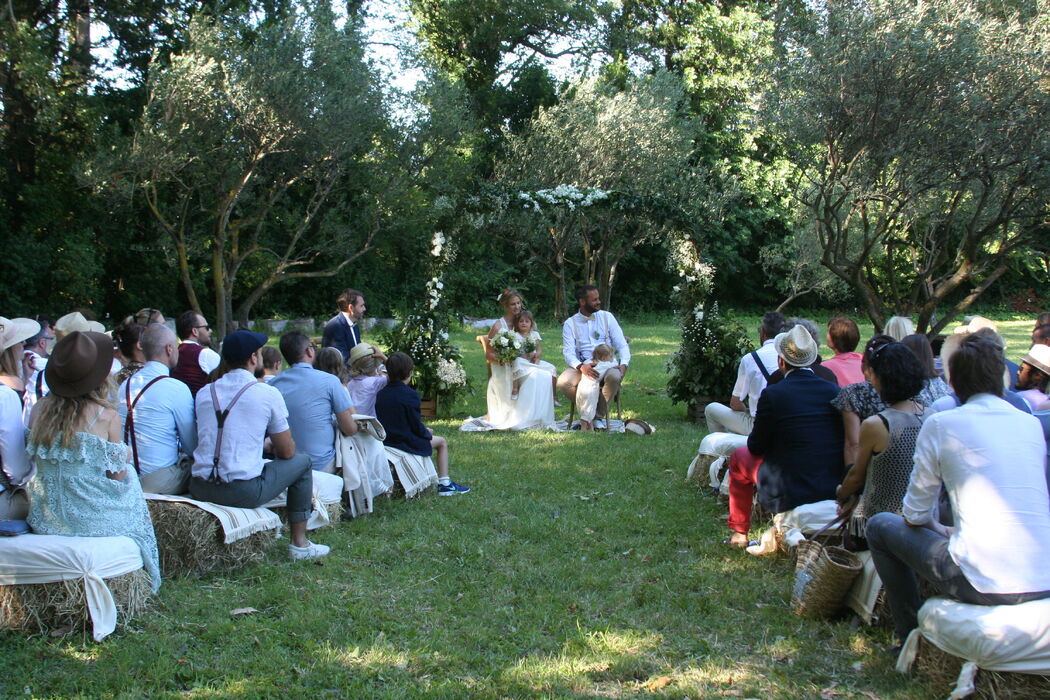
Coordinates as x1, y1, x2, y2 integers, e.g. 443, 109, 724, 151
831, 381, 886, 420
27, 424, 161, 592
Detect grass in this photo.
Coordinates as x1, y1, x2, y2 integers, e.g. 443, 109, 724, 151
6, 312, 1037, 699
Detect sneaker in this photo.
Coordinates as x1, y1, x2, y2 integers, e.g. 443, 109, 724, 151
438, 480, 471, 496
593, 418, 607, 430
510, 393, 519, 401
288, 541, 330, 561
553, 399, 562, 407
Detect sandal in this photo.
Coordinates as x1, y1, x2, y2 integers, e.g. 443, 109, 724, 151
722, 534, 749, 548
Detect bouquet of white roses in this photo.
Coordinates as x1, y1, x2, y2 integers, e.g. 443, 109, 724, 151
491, 329, 522, 364
519, 335, 537, 356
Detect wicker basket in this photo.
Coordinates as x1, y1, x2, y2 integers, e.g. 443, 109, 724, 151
792, 539, 863, 618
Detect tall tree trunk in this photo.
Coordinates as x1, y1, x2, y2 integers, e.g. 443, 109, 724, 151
211, 246, 228, 336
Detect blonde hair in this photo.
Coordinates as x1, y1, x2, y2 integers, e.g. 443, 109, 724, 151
592, 343, 614, 362
884, 316, 915, 341
349, 352, 381, 378
29, 382, 114, 449
498, 288, 524, 309
0, 345, 20, 378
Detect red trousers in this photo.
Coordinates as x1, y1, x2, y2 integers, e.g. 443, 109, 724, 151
727, 446, 764, 534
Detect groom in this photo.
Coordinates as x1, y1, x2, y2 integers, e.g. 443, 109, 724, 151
557, 285, 630, 427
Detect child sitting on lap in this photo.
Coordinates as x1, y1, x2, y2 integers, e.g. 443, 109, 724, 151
374, 352, 469, 496
576, 343, 618, 431
510, 310, 557, 401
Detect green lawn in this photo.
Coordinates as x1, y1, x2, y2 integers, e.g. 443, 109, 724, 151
6, 312, 1038, 699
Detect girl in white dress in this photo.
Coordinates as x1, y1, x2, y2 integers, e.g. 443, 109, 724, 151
510, 311, 557, 399
576, 344, 618, 431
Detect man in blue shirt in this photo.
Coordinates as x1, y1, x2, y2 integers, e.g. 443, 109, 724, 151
117, 323, 197, 494
270, 331, 357, 474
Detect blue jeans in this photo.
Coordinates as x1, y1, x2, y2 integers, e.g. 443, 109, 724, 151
190, 454, 313, 523
866, 512, 1050, 641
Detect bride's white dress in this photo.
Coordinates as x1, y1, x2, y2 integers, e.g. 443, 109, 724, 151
482, 319, 555, 431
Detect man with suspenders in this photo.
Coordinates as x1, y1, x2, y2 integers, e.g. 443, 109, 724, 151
703, 311, 785, 436
117, 323, 197, 494
188, 330, 330, 561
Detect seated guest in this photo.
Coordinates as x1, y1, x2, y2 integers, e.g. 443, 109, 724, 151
347, 343, 388, 417
21, 321, 53, 408
171, 310, 221, 397
132, 308, 165, 326
116, 324, 197, 494
955, 316, 1019, 388
26, 331, 160, 591
832, 334, 895, 465
764, 318, 837, 386
255, 346, 282, 382
930, 334, 947, 376
929, 329, 1033, 414
884, 315, 914, 341
900, 334, 952, 405
322, 288, 366, 363
189, 330, 329, 561
835, 343, 928, 545
113, 320, 147, 385
270, 331, 357, 474
1015, 345, 1050, 412
723, 325, 844, 547
375, 352, 469, 496
823, 317, 865, 387
314, 347, 350, 387
704, 311, 784, 436
0, 316, 39, 402
867, 334, 1050, 647
53, 311, 104, 342
0, 371, 32, 519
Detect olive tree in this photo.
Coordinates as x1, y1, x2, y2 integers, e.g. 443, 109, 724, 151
771, 0, 1050, 333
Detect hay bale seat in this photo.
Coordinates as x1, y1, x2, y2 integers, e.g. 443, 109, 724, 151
270, 500, 344, 527
913, 635, 1050, 699
0, 534, 152, 641
898, 597, 1050, 699
146, 499, 278, 578
264, 470, 345, 529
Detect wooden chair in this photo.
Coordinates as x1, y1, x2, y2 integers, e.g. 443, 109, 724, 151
566, 378, 622, 429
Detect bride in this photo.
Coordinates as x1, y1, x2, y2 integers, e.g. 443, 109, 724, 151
481, 289, 555, 430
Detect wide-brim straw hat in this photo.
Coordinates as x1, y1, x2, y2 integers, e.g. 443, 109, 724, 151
54, 311, 105, 339
774, 325, 819, 367
45, 331, 114, 397
349, 342, 375, 367
1023, 344, 1050, 376
0, 317, 41, 351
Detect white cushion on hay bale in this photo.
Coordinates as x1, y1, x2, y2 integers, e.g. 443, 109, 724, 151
896, 597, 1050, 696
144, 494, 281, 577
745, 500, 839, 556
685, 432, 748, 490
262, 470, 343, 529
384, 446, 438, 498
0, 534, 146, 641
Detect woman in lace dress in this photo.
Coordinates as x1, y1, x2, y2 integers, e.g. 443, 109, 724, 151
481, 289, 554, 430
27, 331, 160, 591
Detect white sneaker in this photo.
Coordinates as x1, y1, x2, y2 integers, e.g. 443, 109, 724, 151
289, 541, 330, 561
594, 419, 607, 430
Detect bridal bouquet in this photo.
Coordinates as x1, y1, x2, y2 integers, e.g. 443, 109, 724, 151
491, 330, 522, 364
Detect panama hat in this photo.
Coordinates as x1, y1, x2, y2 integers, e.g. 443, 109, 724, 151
45, 331, 114, 397
1023, 344, 1050, 376
774, 325, 819, 368
349, 342, 376, 367
0, 317, 41, 351
54, 312, 105, 340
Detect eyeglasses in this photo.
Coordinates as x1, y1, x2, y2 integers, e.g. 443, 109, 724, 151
194, 324, 211, 331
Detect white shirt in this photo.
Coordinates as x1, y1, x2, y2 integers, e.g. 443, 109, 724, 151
117, 361, 197, 474
903, 393, 1050, 595
192, 369, 289, 482
22, 351, 48, 428
183, 339, 221, 375
0, 385, 31, 489
731, 339, 779, 416
562, 310, 630, 369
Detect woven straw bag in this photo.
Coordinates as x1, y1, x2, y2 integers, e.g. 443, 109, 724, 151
791, 514, 863, 619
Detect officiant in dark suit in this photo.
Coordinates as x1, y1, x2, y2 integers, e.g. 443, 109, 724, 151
322, 289, 366, 363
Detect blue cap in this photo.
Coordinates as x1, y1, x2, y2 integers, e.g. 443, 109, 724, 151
221, 330, 269, 365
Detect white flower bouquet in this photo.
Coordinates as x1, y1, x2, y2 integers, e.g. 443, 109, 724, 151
491, 330, 522, 364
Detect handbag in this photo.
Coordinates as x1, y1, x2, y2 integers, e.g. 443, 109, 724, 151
791, 512, 864, 619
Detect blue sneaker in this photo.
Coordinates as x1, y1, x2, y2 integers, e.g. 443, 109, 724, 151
438, 480, 471, 496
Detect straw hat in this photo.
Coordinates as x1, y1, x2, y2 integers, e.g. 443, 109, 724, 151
0, 317, 41, 351
45, 331, 114, 397
1023, 344, 1050, 376
349, 342, 375, 367
54, 312, 105, 339
774, 325, 818, 367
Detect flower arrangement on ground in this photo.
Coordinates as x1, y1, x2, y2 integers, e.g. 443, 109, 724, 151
378, 231, 471, 414
490, 329, 523, 364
